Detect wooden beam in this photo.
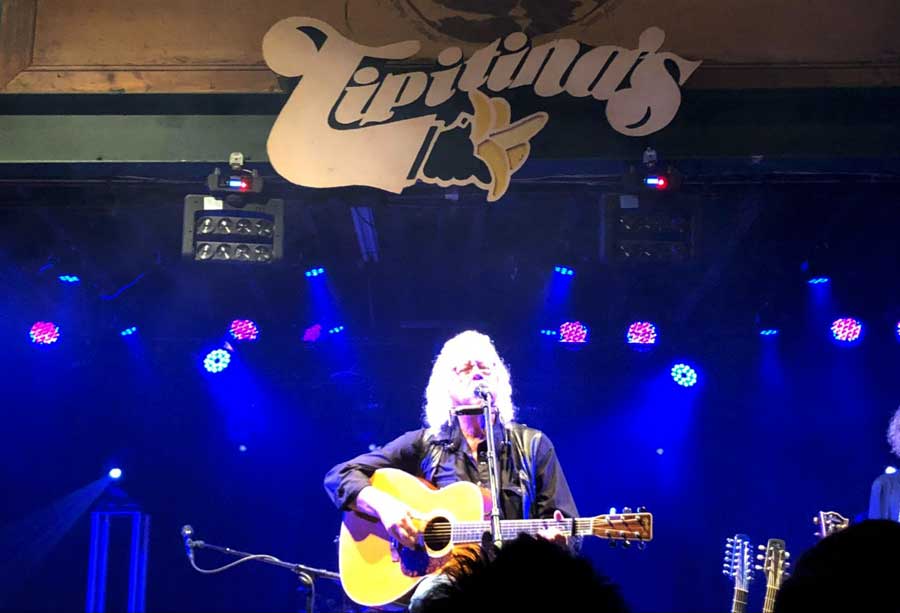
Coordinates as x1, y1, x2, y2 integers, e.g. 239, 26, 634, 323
0, 0, 37, 90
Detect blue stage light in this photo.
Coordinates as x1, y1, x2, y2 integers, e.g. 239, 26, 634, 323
759, 329, 779, 336
328, 325, 345, 335
539, 329, 558, 337
203, 349, 231, 373
58, 275, 81, 284
671, 363, 698, 387
305, 267, 326, 278
120, 326, 138, 336
553, 266, 574, 276
886, 466, 897, 475
807, 277, 830, 285
108, 468, 123, 480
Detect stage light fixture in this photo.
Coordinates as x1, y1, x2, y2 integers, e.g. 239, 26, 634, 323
626, 321, 658, 345
305, 267, 325, 278
559, 321, 589, 343
831, 317, 862, 343
58, 274, 80, 284
30, 321, 60, 344
605, 193, 694, 263
108, 468, 123, 480
229, 319, 259, 342
203, 348, 232, 373
671, 363, 698, 387
643, 175, 668, 190
183, 196, 282, 264
759, 329, 779, 336
622, 149, 683, 194
206, 152, 264, 194
120, 326, 138, 337
539, 328, 558, 337
807, 277, 830, 285
553, 266, 575, 276
328, 325, 345, 335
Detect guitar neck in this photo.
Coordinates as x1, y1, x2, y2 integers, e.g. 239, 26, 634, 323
451, 518, 595, 543
731, 587, 748, 613
762, 584, 779, 613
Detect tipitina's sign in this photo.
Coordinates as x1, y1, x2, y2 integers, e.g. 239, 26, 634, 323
263, 17, 700, 202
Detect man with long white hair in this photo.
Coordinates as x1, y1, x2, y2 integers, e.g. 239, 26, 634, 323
869, 405, 900, 520
324, 330, 579, 608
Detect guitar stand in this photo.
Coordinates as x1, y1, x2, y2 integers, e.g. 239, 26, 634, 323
185, 531, 341, 613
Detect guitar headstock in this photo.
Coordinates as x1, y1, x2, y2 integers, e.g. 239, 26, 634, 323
723, 533, 753, 591
755, 538, 790, 590
591, 507, 653, 545
813, 510, 849, 539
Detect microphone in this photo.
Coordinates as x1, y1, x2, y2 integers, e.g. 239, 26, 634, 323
473, 384, 492, 401
453, 385, 493, 415
181, 525, 195, 560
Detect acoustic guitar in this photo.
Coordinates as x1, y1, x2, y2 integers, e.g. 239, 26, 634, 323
338, 468, 653, 607
813, 510, 849, 539
756, 538, 790, 613
722, 533, 753, 613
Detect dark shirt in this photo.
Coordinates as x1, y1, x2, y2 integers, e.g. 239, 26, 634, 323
869, 472, 900, 520
323, 422, 579, 520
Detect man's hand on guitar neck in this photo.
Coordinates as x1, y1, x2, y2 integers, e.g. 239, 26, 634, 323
355, 485, 423, 549
537, 509, 570, 547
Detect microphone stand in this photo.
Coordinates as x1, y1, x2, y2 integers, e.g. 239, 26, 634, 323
186, 535, 340, 613
480, 394, 504, 549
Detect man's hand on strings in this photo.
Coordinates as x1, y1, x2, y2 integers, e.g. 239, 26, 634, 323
537, 509, 569, 547
379, 500, 423, 549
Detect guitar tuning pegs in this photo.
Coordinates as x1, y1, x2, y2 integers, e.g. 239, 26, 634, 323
758, 544, 766, 550
784, 552, 791, 559
609, 540, 618, 548
754, 565, 763, 571
622, 540, 632, 548
726, 542, 733, 549
637, 541, 646, 551
622, 507, 633, 514
637, 506, 647, 513
757, 554, 765, 561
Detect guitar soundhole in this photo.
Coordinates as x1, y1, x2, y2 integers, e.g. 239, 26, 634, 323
423, 516, 452, 551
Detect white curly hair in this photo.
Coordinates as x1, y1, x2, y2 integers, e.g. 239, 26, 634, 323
888, 405, 900, 458
423, 330, 516, 436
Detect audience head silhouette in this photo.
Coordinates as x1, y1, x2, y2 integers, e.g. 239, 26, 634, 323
774, 519, 900, 613
415, 534, 628, 613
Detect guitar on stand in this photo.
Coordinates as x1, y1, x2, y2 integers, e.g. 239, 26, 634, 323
756, 538, 790, 613
813, 510, 849, 539
338, 468, 654, 608
722, 534, 753, 613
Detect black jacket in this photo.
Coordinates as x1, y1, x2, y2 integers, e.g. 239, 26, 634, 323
323, 421, 579, 520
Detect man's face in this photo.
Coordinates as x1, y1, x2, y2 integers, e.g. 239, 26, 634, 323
448, 357, 497, 406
